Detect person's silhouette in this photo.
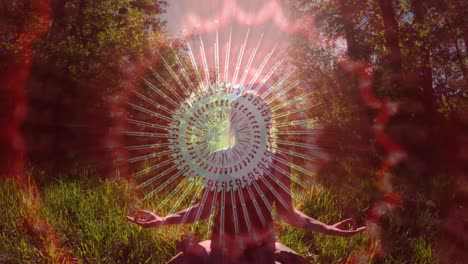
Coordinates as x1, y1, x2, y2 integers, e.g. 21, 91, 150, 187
127, 92, 366, 264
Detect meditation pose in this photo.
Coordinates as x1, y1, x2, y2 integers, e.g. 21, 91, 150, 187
127, 92, 366, 263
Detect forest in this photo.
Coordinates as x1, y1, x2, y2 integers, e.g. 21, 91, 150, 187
0, 0, 467, 263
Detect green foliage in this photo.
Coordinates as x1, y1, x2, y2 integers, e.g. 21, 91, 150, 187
34, 0, 167, 82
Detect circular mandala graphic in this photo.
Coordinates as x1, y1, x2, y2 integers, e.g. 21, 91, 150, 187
111, 3, 406, 262
168, 83, 273, 191
123, 27, 321, 200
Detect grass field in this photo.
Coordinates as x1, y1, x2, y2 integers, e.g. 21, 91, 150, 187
0, 164, 442, 264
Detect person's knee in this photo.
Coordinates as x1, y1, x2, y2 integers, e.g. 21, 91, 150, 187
274, 242, 309, 264
167, 252, 207, 264
168, 240, 211, 264
274, 251, 309, 264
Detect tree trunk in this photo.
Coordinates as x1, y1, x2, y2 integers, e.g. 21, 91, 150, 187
378, 0, 403, 89
338, 0, 362, 61
412, 0, 436, 116
450, 25, 468, 90
463, 28, 468, 53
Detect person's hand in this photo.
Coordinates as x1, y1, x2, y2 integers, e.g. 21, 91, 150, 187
126, 209, 164, 228
328, 218, 367, 237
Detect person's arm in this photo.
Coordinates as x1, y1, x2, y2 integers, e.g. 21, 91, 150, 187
126, 188, 214, 228
279, 208, 366, 237
273, 153, 366, 237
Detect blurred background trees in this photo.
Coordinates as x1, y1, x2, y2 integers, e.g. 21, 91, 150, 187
284, 0, 467, 172
1, 0, 168, 174
284, 0, 467, 261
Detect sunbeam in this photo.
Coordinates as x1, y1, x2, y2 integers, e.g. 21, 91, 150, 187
131, 90, 175, 115
147, 72, 186, 105
199, 34, 211, 87
126, 119, 171, 131
245, 42, 279, 92
138, 163, 179, 188
239, 32, 264, 88
156, 177, 192, 211
126, 102, 172, 122
231, 28, 250, 86
261, 68, 295, 99
143, 169, 187, 200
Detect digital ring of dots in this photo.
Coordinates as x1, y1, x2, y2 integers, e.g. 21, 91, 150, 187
168, 83, 273, 192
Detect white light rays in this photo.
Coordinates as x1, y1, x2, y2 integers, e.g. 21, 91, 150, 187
237, 184, 253, 233
175, 179, 205, 234
134, 158, 176, 177
239, 32, 264, 89
126, 102, 172, 122
143, 76, 181, 107
126, 142, 171, 151
127, 118, 171, 131
267, 160, 306, 188
123, 131, 173, 139
170, 46, 197, 92
261, 68, 295, 99
265, 79, 301, 104
230, 189, 240, 235
271, 154, 316, 180
245, 42, 279, 92
271, 92, 313, 113
274, 103, 319, 119
215, 31, 220, 84
129, 150, 176, 163
250, 175, 273, 212
276, 139, 322, 151
219, 188, 226, 247
186, 40, 205, 89
166, 177, 199, 221
156, 177, 192, 211
252, 56, 286, 94
143, 169, 187, 200
157, 51, 192, 97
274, 119, 317, 129
125, 27, 322, 241
257, 168, 290, 210
245, 183, 267, 225
194, 185, 211, 223
205, 187, 219, 235
138, 163, 179, 189
131, 89, 175, 115
232, 28, 250, 86
223, 28, 232, 82
199, 34, 211, 87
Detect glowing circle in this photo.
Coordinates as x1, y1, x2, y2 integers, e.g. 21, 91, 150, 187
168, 83, 273, 191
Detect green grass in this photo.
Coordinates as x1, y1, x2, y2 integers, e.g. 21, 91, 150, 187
277, 186, 368, 263
0, 165, 441, 263
0, 176, 179, 263
0, 180, 43, 263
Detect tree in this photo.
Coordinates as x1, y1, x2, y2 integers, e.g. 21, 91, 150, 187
2, 0, 169, 174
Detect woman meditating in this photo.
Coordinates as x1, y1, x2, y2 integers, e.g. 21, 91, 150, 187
126, 92, 366, 263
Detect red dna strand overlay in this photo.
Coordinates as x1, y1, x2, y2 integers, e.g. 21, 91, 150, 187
182, 0, 316, 40
1, 1, 78, 262
178, 0, 407, 262
340, 60, 405, 262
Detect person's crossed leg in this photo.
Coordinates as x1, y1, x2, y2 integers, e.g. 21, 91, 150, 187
167, 239, 309, 264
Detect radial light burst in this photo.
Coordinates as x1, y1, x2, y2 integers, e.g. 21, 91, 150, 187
124, 29, 322, 212
113, 1, 408, 261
